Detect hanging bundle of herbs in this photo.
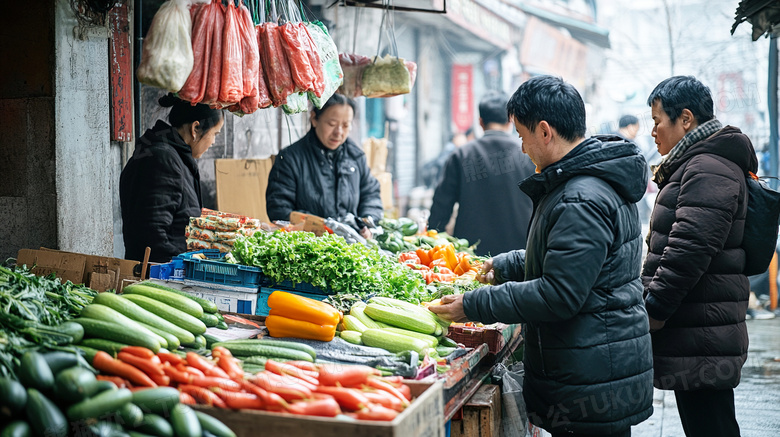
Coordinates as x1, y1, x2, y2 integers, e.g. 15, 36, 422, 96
232, 231, 429, 311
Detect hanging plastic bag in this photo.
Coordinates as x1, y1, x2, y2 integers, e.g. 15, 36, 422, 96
492, 362, 530, 437
279, 22, 319, 94
179, 1, 217, 103
362, 54, 411, 98
202, 0, 226, 106
235, 0, 262, 114
305, 21, 343, 109
300, 23, 325, 97
338, 53, 371, 98
219, 0, 244, 106
259, 22, 296, 107
282, 92, 309, 114
137, 0, 196, 92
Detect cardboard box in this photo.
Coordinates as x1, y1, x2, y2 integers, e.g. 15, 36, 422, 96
375, 171, 394, 209
16, 248, 140, 292
215, 158, 274, 223
194, 380, 444, 437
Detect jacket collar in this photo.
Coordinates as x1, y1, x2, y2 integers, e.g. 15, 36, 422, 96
519, 136, 648, 204
147, 120, 200, 178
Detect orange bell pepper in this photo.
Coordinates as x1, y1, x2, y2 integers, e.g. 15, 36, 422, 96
443, 245, 459, 271
265, 315, 336, 342
267, 290, 340, 326
416, 248, 431, 266
430, 258, 449, 268
457, 255, 471, 276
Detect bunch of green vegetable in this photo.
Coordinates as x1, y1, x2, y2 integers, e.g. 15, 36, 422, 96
232, 231, 428, 310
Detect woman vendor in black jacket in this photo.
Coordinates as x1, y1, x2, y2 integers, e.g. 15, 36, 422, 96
120, 93, 224, 262
265, 94, 383, 238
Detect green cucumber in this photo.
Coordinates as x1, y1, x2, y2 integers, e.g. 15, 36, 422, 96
1, 421, 30, 437
80, 304, 168, 349
215, 321, 228, 330
339, 330, 363, 345
194, 411, 236, 437
93, 292, 196, 344
73, 318, 160, 353
139, 322, 181, 350
17, 351, 54, 392
53, 366, 97, 403
66, 387, 132, 421
25, 389, 67, 437
202, 334, 222, 349
436, 345, 457, 357
91, 380, 118, 394
213, 339, 317, 360
121, 294, 207, 336
364, 303, 437, 335
123, 283, 204, 318
241, 356, 291, 365
41, 351, 81, 375
383, 327, 439, 348
199, 313, 219, 327
55, 321, 84, 343
181, 335, 207, 350
170, 404, 201, 437
138, 281, 218, 314
361, 328, 429, 354
131, 387, 180, 416
439, 336, 458, 347
80, 339, 130, 356
0, 378, 27, 418
136, 414, 174, 437
211, 342, 314, 362
88, 421, 128, 437
129, 433, 157, 437
117, 402, 144, 428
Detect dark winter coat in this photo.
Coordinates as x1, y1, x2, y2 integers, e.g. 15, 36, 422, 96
120, 120, 202, 263
642, 126, 757, 391
463, 136, 654, 434
429, 131, 536, 256
265, 130, 383, 223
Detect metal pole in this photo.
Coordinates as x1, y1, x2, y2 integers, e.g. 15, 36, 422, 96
769, 36, 778, 189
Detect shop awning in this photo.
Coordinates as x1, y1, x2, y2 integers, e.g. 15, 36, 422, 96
513, 3, 610, 49
732, 0, 780, 40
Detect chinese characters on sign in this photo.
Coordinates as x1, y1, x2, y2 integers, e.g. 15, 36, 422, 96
451, 64, 473, 134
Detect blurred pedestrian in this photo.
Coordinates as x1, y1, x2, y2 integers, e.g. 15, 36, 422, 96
431, 76, 654, 437
420, 131, 467, 189
642, 76, 757, 437
616, 114, 640, 140
428, 91, 535, 256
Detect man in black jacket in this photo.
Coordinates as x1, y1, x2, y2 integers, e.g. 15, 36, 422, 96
428, 92, 535, 256
431, 76, 654, 437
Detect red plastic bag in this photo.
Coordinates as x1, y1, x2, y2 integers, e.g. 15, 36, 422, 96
235, 1, 261, 113
254, 26, 273, 110
218, 0, 244, 106
179, 2, 213, 104
279, 22, 317, 94
258, 22, 295, 107
300, 23, 325, 97
202, 0, 225, 106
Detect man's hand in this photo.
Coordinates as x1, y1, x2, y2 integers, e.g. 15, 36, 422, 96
359, 226, 372, 239
429, 294, 470, 323
476, 259, 497, 285
648, 316, 665, 333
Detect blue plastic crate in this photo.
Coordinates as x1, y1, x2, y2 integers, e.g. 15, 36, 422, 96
149, 258, 185, 280
179, 250, 263, 289
255, 287, 331, 316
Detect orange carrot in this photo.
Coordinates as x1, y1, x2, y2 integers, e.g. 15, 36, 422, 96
93, 351, 157, 388
163, 362, 193, 384
117, 352, 164, 376
212, 346, 244, 380
120, 346, 155, 359
180, 392, 197, 405
365, 377, 409, 406
264, 359, 319, 387
212, 389, 264, 410
179, 384, 228, 408
96, 374, 130, 389
158, 352, 184, 366
186, 352, 229, 378
149, 373, 170, 387
189, 375, 242, 392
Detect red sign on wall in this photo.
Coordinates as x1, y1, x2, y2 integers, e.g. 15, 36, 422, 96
451, 64, 473, 133
109, 3, 133, 142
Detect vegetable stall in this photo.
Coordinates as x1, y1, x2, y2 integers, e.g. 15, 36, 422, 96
3, 205, 522, 437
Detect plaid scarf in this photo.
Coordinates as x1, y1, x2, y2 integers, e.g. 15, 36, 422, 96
652, 118, 723, 185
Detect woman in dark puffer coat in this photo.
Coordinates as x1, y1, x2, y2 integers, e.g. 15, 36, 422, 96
643, 76, 757, 437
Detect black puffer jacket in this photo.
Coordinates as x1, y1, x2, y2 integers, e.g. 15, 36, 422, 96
463, 137, 654, 435
120, 120, 202, 263
266, 130, 383, 223
642, 126, 757, 391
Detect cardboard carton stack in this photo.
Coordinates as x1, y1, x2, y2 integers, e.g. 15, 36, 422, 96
363, 137, 394, 210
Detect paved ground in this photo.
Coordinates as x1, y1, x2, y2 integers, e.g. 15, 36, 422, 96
633, 318, 780, 437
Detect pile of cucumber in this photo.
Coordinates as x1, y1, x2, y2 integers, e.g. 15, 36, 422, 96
0, 350, 236, 437
338, 297, 458, 358
72, 282, 226, 356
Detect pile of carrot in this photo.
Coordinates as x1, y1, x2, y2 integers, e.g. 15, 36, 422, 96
398, 243, 482, 284
92, 345, 411, 420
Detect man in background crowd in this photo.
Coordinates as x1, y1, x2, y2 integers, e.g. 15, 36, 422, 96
428, 91, 535, 256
